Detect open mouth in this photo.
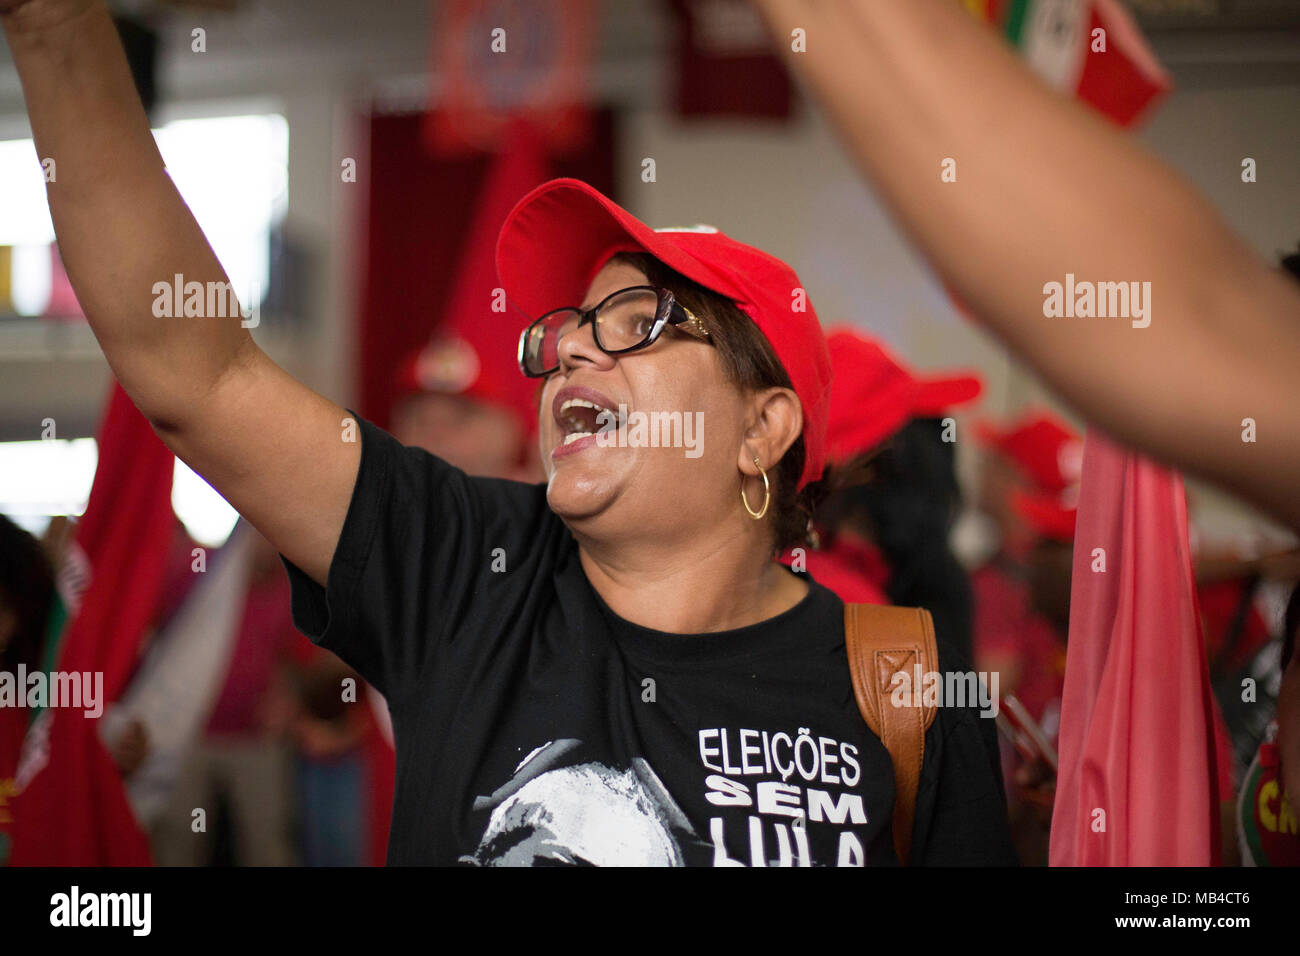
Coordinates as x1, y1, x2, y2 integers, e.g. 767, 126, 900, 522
552, 388, 622, 449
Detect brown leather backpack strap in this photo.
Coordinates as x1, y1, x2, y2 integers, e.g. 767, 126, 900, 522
843, 603, 939, 865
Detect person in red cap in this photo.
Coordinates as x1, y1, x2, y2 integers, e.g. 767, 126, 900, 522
965, 413, 1078, 862
390, 336, 541, 481
969, 412, 1077, 724
973, 412, 1082, 563
784, 328, 984, 661
4, 1, 1017, 864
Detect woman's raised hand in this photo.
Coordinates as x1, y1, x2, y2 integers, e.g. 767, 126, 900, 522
3, 0, 361, 587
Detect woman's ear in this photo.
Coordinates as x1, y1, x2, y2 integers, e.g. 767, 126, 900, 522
736, 386, 803, 476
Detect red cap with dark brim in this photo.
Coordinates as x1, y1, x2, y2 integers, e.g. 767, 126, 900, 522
496, 178, 831, 489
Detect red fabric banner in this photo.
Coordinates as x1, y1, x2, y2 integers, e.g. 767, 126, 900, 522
1049, 431, 1218, 866
405, 118, 552, 436
10, 385, 175, 865
358, 109, 615, 432
1077, 0, 1171, 128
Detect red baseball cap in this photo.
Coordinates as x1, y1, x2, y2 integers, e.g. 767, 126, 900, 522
496, 178, 832, 489
977, 411, 1082, 542
975, 411, 1082, 494
394, 334, 539, 439
824, 328, 983, 462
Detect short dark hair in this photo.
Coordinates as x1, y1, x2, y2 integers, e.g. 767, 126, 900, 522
607, 252, 823, 554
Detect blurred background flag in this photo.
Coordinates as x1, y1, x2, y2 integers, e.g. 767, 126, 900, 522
425, 0, 595, 156
1049, 431, 1219, 866
105, 524, 254, 828
9, 385, 175, 865
404, 117, 551, 435
965, 0, 1172, 127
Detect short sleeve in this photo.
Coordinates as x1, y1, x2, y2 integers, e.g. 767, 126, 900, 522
281, 415, 554, 703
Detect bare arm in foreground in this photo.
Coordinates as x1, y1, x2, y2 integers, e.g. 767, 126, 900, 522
2, 0, 357, 584
754, 0, 1300, 529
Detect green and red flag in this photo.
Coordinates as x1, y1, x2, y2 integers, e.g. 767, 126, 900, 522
964, 0, 1171, 127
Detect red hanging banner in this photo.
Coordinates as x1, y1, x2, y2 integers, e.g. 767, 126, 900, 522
426, 0, 595, 157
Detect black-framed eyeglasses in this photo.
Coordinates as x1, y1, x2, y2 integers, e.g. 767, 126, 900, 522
517, 285, 712, 378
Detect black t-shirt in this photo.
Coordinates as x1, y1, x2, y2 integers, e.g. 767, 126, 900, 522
284, 417, 1017, 866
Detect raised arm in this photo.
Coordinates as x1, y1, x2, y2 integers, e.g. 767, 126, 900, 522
753, 0, 1300, 529
2, 0, 357, 584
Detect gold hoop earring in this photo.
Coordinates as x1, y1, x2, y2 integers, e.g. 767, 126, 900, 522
741, 457, 770, 520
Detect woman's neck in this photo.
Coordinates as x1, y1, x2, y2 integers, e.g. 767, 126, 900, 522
576, 527, 809, 635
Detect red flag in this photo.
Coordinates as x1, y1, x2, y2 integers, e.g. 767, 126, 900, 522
395, 118, 552, 449
967, 0, 1171, 129
10, 385, 175, 865
1076, 0, 1171, 128
429, 117, 551, 435
1049, 431, 1218, 865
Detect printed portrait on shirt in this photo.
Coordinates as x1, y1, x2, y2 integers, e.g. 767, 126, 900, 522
463, 738, 700, 866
